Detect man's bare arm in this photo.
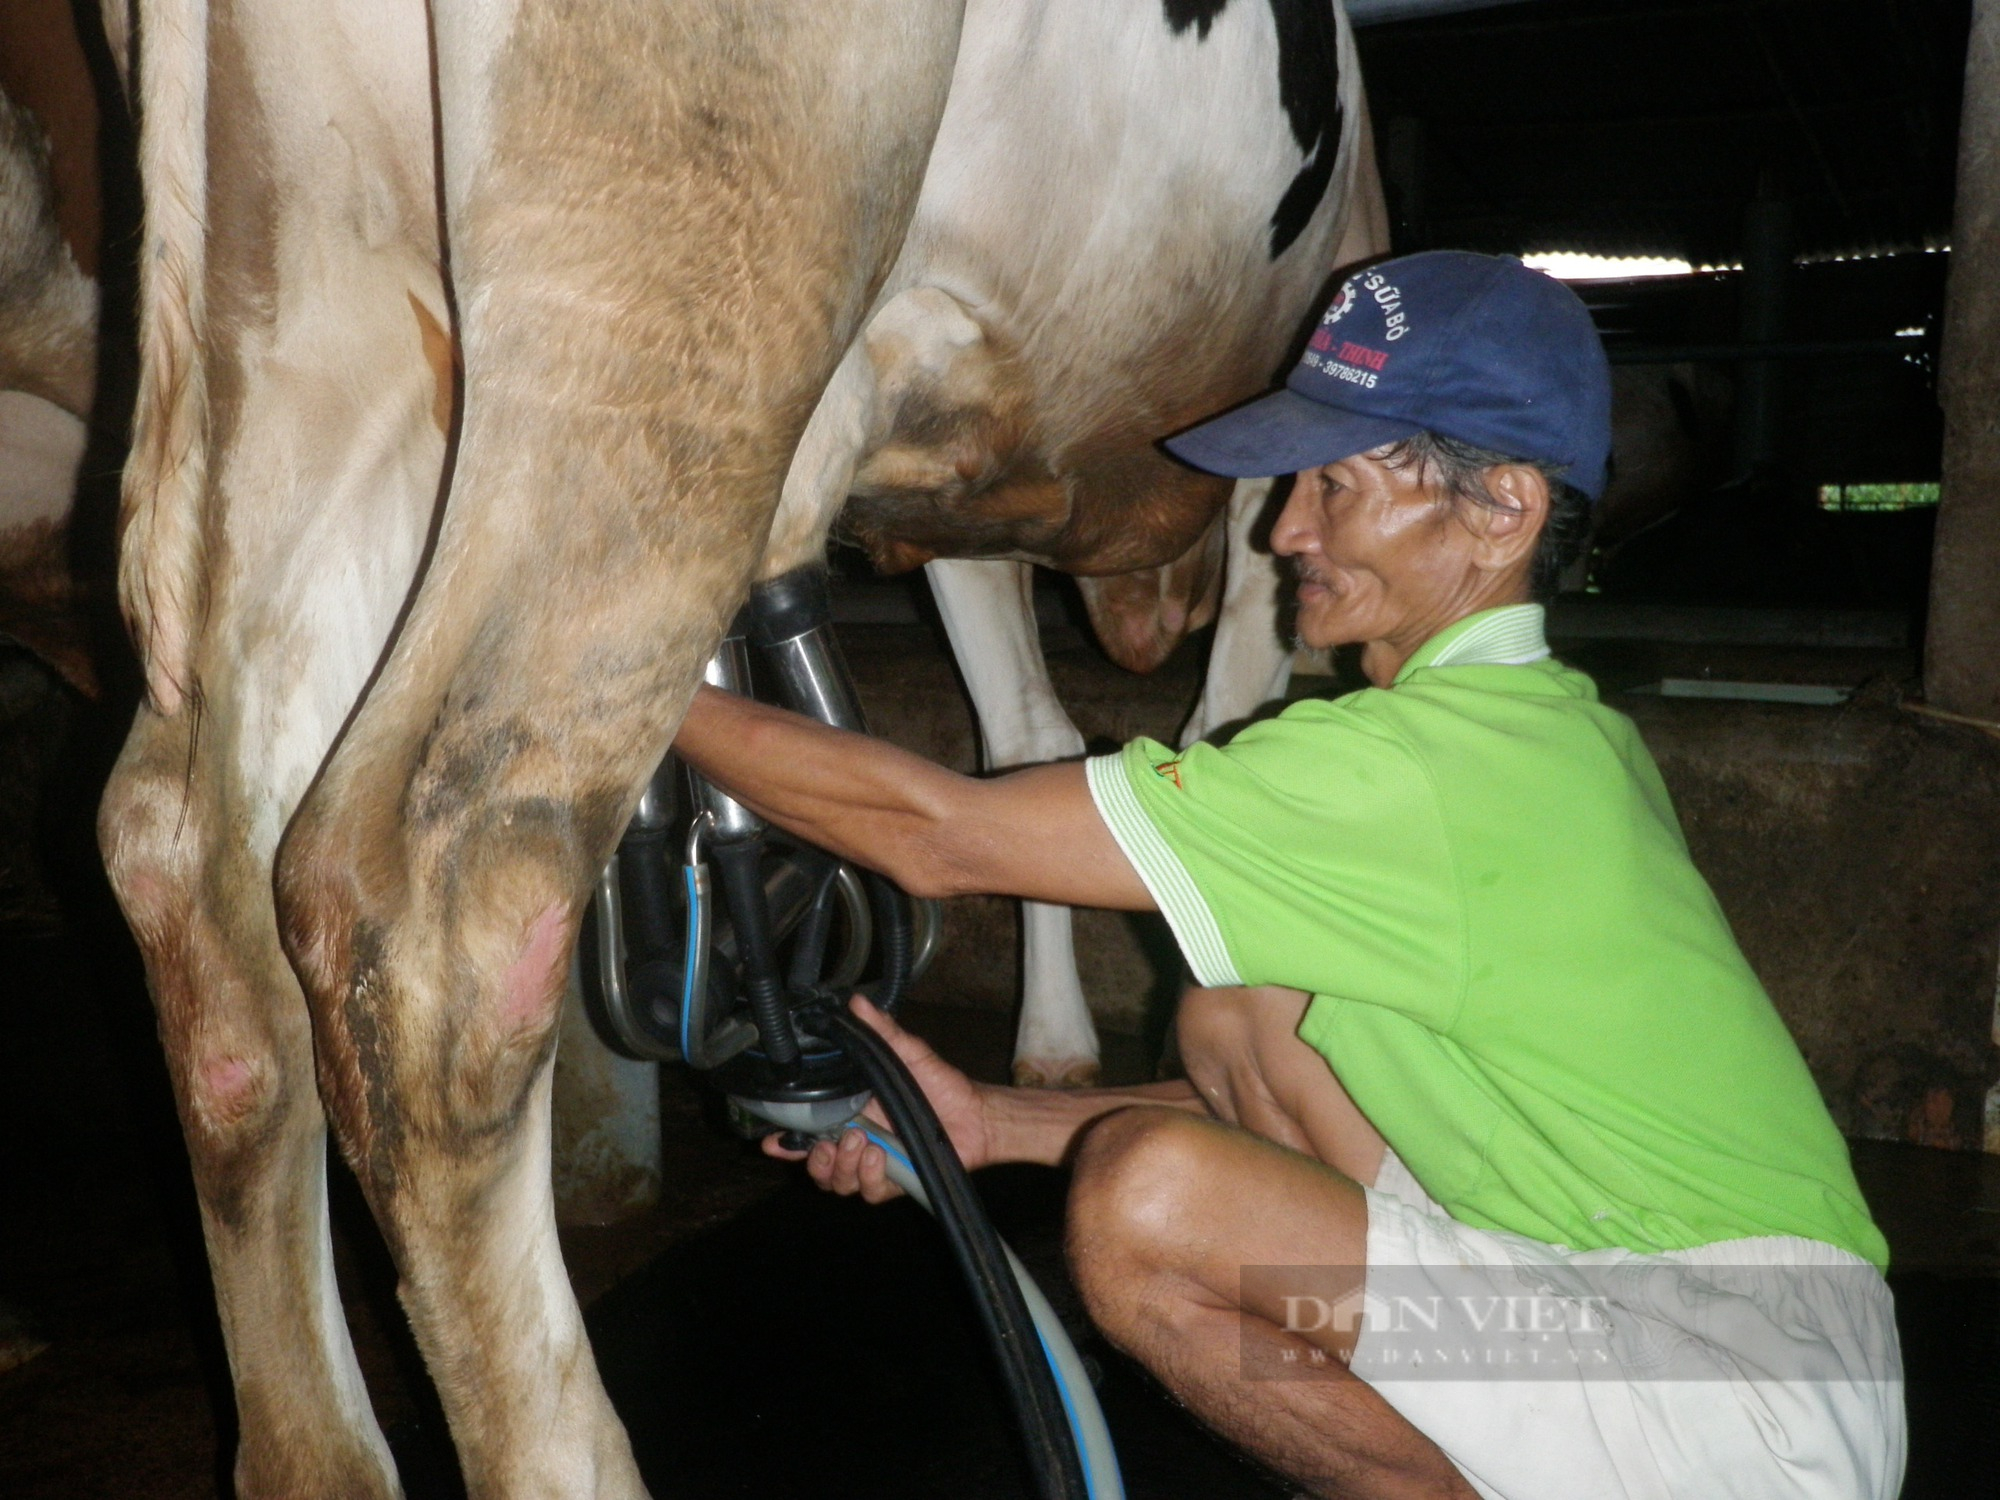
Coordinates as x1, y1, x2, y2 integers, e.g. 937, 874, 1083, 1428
673, 685, 1155, 912
769, 998, 1211, 1201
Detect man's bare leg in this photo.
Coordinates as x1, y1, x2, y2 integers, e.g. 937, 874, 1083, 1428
1177, 984, 1388, 1185
1066, 1107, 1474, 1500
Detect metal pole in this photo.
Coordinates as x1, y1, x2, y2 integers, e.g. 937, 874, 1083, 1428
1928, 0, 2000, 720
1732, 195, 1793, 476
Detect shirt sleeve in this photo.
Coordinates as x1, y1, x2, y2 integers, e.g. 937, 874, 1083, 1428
1085, 700, 1464, 1032
1087, 747, 1243, 986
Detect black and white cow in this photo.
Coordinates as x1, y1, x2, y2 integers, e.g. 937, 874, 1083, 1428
768, 0, 1386, 1083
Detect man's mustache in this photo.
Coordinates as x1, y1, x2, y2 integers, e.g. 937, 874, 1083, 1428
1287, 557, 1335, 591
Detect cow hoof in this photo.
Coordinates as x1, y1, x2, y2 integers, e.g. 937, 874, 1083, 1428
1013, 1058, 1101, 1090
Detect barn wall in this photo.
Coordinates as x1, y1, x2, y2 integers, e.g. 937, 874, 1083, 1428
1628, 694, 2000, 1153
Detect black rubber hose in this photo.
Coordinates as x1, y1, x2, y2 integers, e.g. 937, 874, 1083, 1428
617, 825, 679, 963
710, 839, 801, 1068
785, 857, 843, 995
805, 1001, 1087, 1500
866, 873, 914, 1015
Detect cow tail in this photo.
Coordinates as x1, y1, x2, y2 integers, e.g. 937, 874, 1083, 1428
119, 0, 210, 717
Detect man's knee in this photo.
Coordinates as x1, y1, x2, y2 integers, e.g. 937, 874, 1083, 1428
1175, 985, 1249, 1063
1067, 1107, 1218, 1326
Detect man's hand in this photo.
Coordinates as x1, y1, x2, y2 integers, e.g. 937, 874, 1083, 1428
762, 996, 994, 1203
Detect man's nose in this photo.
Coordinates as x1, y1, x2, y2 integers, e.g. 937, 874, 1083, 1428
1269, 477, 1314, 556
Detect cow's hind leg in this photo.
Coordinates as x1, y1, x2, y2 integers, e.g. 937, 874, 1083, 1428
268, 478, 693, 1497
926, 558, 1100, 1087
272, 497, 771, 1494
269, 396, 725, 1492
96, 0, 446, 1484
101, 716, 400, 1498
270, 4, 966, 1492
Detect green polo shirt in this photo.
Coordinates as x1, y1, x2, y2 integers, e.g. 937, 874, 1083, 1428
1087, 604, 1886, 1269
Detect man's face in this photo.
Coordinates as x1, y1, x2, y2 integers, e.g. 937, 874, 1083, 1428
1271, 447, 1483, 660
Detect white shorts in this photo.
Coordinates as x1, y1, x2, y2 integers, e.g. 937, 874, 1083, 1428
1356, 1150, 1906, 1500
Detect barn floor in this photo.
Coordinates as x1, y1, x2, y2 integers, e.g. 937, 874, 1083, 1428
2, 600, 1998, 1497
1, 942, 1996, 1499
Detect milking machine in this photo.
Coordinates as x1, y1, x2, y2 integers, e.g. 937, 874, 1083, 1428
584, 567, 1123, 1500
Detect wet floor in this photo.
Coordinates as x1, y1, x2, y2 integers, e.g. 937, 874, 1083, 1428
582, 1167, 1298, 1500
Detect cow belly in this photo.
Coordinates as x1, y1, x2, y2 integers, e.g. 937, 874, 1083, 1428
845, 438, 1235, 578
819, 0, 1357, 569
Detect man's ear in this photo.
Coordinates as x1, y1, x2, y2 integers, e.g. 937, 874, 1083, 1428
1460, 464, 1549, 573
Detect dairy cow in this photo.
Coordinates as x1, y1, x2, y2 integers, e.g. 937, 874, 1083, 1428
101, 0, 963, 1491
776, 0, 1385, 1085
97, 0, 1376, 1492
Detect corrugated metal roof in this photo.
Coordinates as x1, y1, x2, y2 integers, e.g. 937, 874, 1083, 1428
1346, 0, 1545, 23
1356, 0, 1970, 264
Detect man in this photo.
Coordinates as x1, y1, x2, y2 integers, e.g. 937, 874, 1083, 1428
674, 251, 1904, 1499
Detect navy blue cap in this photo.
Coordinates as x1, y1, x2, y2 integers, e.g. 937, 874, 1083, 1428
1165, 251, 1613, 499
